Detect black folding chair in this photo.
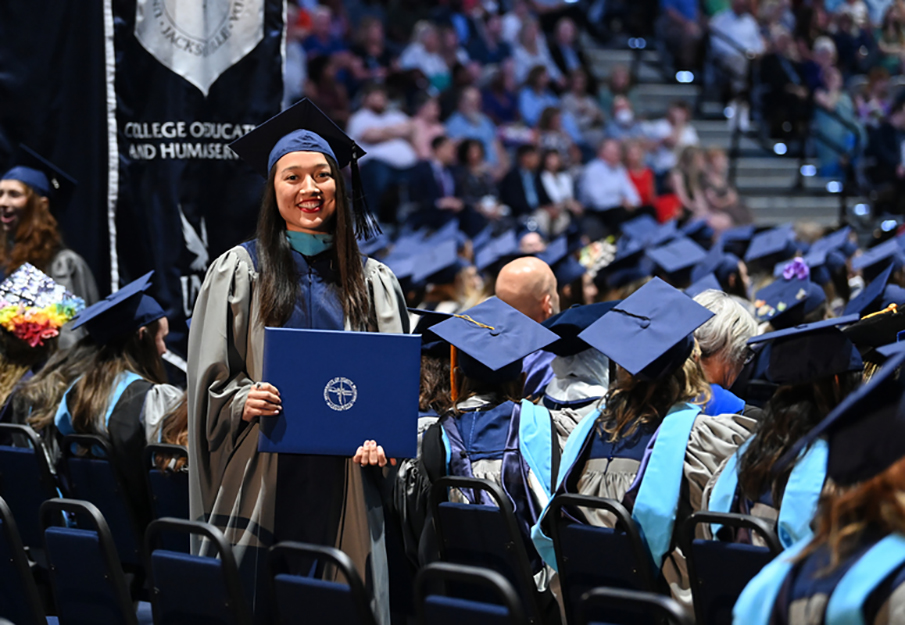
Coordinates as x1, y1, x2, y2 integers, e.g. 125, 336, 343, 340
143, 444, 189, 552
60, 434, 144, 567
576, 588, 693, 625
0, 423, 58, 550
41, 498, 150, 625
547, 493, 659, 625
145, 517, 252, 625
268, 541, 377, 625
0, 496, 47, 625
680, 511, 782, 625
415, 562, 527, 625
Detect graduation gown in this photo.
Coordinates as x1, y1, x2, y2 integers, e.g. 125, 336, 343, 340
540, 349, 610, 450
48, 249, 100, 348
187, 243, 408, 623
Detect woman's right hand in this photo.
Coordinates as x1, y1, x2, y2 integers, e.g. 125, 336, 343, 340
243, 382, 281, 422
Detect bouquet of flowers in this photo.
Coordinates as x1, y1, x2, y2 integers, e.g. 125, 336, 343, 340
0, 264, 85, 347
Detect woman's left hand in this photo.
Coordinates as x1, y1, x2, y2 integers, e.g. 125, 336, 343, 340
353, 440, 397, 468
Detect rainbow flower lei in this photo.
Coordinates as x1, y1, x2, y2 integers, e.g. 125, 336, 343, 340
0, 298, 84, 347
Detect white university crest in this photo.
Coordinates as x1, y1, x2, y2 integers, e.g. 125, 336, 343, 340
324, 377, 358, 412
135, 0, 265, 96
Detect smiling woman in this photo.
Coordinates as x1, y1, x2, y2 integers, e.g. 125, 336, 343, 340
187, 99, 408, 624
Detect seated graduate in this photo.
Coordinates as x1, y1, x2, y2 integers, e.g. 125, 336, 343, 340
532, 278, 757, 606
692, 289, 760, 417
734, 350, 905, 625
540, 301, 619, 446
410, 297, 560, 587
703, 317, 863, 549
188, 99, 408, 623
54, 271, 181, 536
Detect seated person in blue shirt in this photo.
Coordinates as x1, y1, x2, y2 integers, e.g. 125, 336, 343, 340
734, 348, 905, 625
532, 278, 756, 608
704, 317, 863, 549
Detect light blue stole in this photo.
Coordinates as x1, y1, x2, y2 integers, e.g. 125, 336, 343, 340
708, 437, 828, 548
517, 399, 554, 498
54, 371, 145, 436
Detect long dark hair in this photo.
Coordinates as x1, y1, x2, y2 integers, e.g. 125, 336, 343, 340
419, 354, 452, 414
738, 371, 861, 504
256, 154, 370, 329
69, 320, 167, 435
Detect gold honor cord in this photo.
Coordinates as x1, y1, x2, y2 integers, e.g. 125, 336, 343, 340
448, 314, 495, 402
862, 303, 898, 320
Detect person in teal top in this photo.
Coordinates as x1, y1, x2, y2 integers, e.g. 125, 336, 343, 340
704, 316, 863, 549
532, 278, 757, 610
734, 347, 905, 625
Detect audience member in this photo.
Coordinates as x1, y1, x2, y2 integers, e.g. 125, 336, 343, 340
856, 66, 893, 126
703, 147, 753, 226
409, 136, 470, 231
305, 55, 350, 129
519, 65, 562, 127
598, 64, 639, 116
658, 0, 705, 69
537, 107, 577, 166
457, 139, 505, 221
349, 17, 398, 85
467, 13, 513, 65
760, 26, 810, 138
878, 5, 905, 73
537, 149, 582, 236
813, 66, 865, 177
399, 21, 451, 92
302, 6, 349, 60
409, 94, 446, 161
513, 17, 565, 87
625, 140, 657, 208
548, 17, 596, 91
445, 86, 504, 167
578, 138, 642, 238
482, 59, 521, 125
644, 100, 700, 183
604, 95, 646, 140
499, 144, 553, 218
561, 68, 607, 150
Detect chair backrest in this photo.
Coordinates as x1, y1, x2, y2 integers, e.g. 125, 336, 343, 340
143, 444, 189, 551
577, 587, 693, 625
40, 498, 137, 625
415, 562, 527, 625
268, 541, 377, 625
430, 476, 545, 624
145, 517, 252, 625
61, 433, 143, 566
548, 493, 658, 625
0, 496, 46, 625
0, 423, 59, 548
680, 511, 782, 625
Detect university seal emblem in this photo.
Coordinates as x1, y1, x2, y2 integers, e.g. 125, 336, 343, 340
324, 377, 358, 412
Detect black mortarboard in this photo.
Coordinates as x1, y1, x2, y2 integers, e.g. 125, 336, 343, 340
744, 225, 798, 265
538, 236, 568, 266
411, 239, 471, 285
843, 308, 905, 363
646, 237, 707, 282
685, 272, 722, 298
753, 276, 825, 328
579, 277, 715, 380
542, 301, 621, 357
852, 239, 905, 282
845, 265, 893, 317
228, 98, 378, 238
553, 256, 586, 286
70, 272, 166, 344
775, 350, 905, 486
410, 308, 454, 357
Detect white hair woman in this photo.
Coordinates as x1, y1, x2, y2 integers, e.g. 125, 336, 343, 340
693, 289, 759, 416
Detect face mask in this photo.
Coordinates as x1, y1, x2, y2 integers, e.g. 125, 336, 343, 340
615, 109, 634, 125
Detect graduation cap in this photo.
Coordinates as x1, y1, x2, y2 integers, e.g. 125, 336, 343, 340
851, 239, 905, 282
843, 307, 905, 363
747, 314, 862, 385
472, 225, 495, 253
0, 263, 85, 348
680, 218, 715, 248
719, 224, 756, 259
411, 239, 471, 285
744, 225, 798, 266
810, 226, 854, 258
649, 220, 680, 248
410, 308, 454, 357
553, 256, 586, 286
70, 272, 165, 344
542, 301, 621, 357
646, 237, 707, 283
844, 265, 893, 317
774, 349, 905, 486
228, 98, 378, 239
475, 230, 520, 272
685, 272, 722, 298
884, 284, 905, 309
691, 242, 740, 285
538, 236, 568, 266
430, 297, 559, 383
2, 145, 78, 212
753, 276, 825, 328
620, 215, 659, 243
579, 277, 715, 380
877, 340, 905, 358
423, 220, 465, 249
597, 240, 654, 290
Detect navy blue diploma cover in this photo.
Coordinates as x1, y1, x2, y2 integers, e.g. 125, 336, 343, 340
258, 327, 421, 457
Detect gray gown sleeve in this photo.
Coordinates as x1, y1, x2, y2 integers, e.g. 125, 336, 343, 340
186, 246, 259, 523
50, 249, 100, 349
141, 384, 185, 443
362, 259, 410, 334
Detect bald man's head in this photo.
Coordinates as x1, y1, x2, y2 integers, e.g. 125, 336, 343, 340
495, 257, 560, 323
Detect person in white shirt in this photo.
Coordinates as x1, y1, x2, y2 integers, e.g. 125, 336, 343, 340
346, 83, 418, 220
709, 0, 766, 92
643, 100, 700, 177
513, 17, 564, 87
538, 149, 583, 237
578, 139, 641, 239
399, 21, 452, 92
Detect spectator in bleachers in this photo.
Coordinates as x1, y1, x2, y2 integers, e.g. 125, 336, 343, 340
457, 139, 506, 222
561, 68, 607, 151
671, 146, 718, 225
439, 62, 479, 120
537, 107, 577, 166
499, 144, 553, 219
346, 83, 418, 218
302, 6, 349, 60
548, 17, 597, 91
513, 17, 565, 87
538, 148, 583, 236
349, 17, 398, 86
877, 5, 905, 73
440, 23, 471, 71
759, 26, 811, 138
832, 9, 876, 78
813, 65, 866, 176
703, 147, 753, 226
467, 12, 513, 65
624, 140, 658, 209
409, 135, 478, 233
410, 93, 446, 161
446, 86, 504, 168
482, 60, 521, 125
578, 138, 642, 238
598, 64, 639, 116
865, 93, 905, 205
400, 21, 451, 92
305, 55, 350, 129
802, 36, 838, 90
710, 0, 766, 125
502, 0, 533, 45
604, 95, 646, 140
856, 66, 892, 126
658, 0, 705, 69
835, 0, 871, 28
644, 100, 700, 186
519, 65, 561, 126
